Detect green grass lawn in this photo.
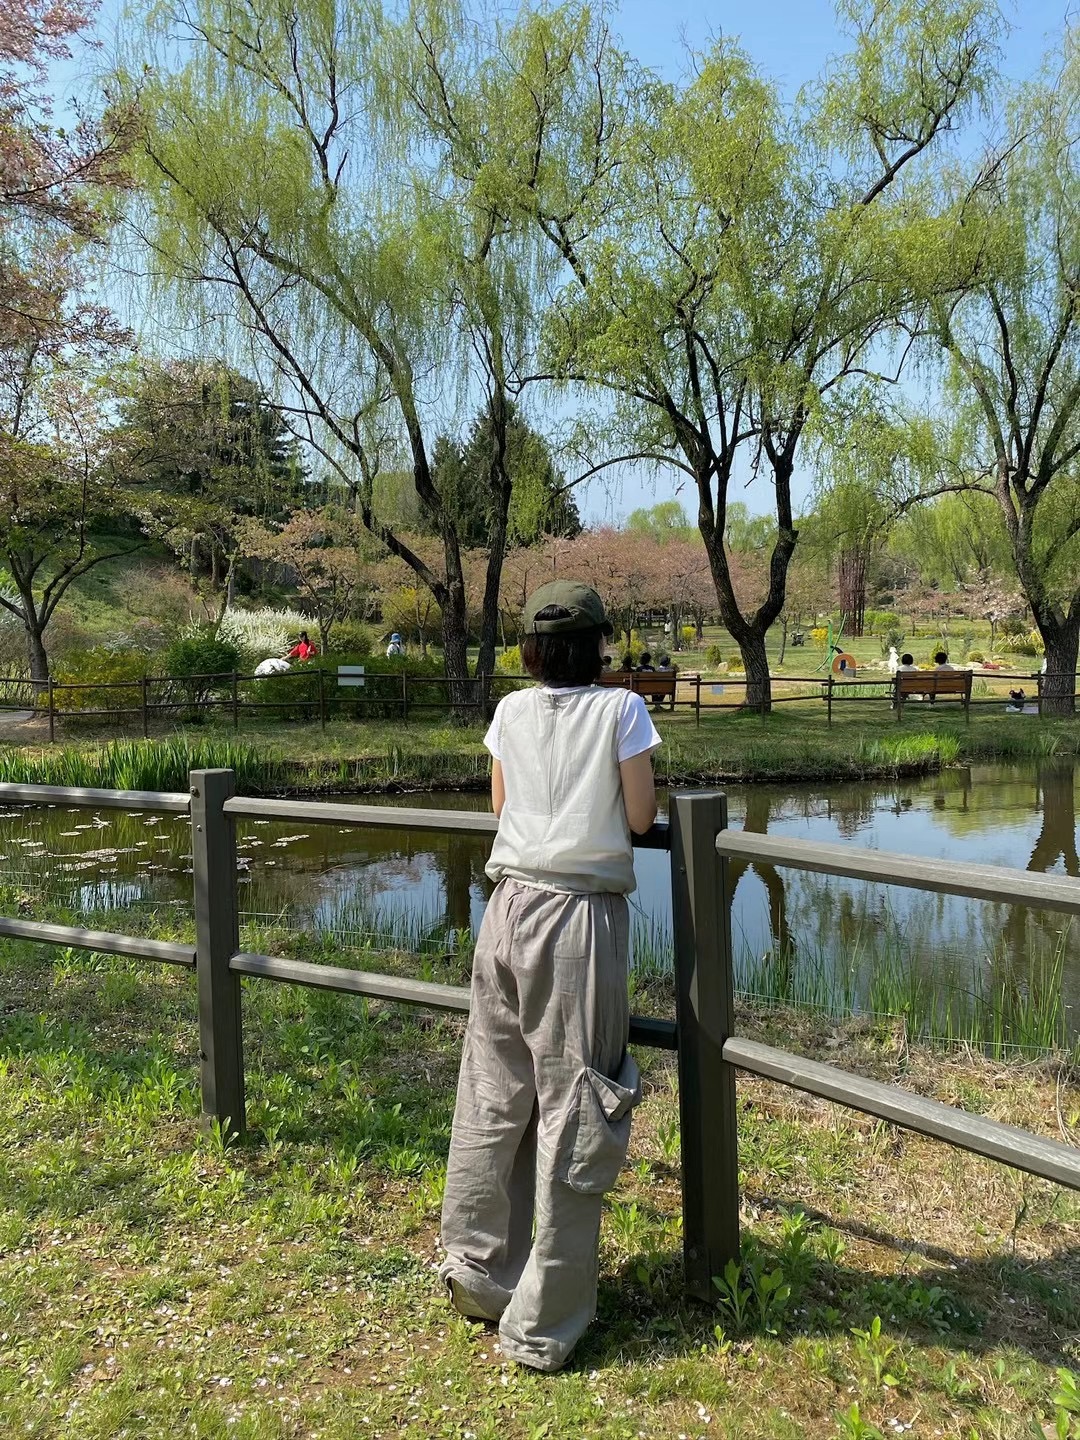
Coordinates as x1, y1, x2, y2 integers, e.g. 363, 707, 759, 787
0, 938, 1077, 1439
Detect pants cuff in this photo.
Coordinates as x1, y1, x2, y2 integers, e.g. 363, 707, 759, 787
439, 1260, 512, 1322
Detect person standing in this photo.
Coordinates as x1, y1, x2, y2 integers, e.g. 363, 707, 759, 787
439, 580, 661, 1372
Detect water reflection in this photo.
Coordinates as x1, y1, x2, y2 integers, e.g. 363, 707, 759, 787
0, 760, 1077, 1034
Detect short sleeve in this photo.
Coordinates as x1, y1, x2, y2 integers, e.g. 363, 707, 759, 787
483, 704, 502, 759
616, 692, 662, 763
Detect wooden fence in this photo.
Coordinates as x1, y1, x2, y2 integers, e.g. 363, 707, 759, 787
1, 772, 1078, 1300
0, 664, 1072, 737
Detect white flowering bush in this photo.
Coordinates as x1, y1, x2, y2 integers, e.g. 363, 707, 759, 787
218, 606, 311, 659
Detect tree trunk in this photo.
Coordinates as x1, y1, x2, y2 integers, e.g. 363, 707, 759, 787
1038, 618, 1079, 716
669, 606, 681, 653
741, 632, 771, 712
777, 617, 788, 667
475, 508, 509, 681
25, 622, 49, 692
700, 526, 782, 712
440, 578, 473, 718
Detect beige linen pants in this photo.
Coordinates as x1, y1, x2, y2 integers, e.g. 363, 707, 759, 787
439, 878, 641, 1372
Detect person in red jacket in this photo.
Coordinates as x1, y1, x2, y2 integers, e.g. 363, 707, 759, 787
287, 631, 318, 661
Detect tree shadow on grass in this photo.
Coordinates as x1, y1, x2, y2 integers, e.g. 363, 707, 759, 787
581, 1217, 1080, 1372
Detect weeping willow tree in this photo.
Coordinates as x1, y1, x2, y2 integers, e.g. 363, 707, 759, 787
915, 37, 1080, 713
118, 0, 550, 696
401, 0, 1002, 708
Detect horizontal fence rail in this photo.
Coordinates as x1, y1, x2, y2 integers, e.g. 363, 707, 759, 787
229, 951, 677, 1050
724, 1036, 1080, 1190
224, 795, 672, 851
714, 830, 1080, 915
0, 916, 195, 967
0, 783, 191, 813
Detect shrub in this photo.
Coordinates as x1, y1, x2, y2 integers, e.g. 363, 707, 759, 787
704, 643, 725, 669
164, 630, 242, 680
968, 650, 985, 664
160, 630, 242, 715
52, 648, 150, 719
247, 652, 448, 722
680, 625, 696, 648
999, 634, 1039, 657
327, 620, 372, 656
496, 645, 522, 675
616, 629, 645, 664
866, 609, 900, 635
810, 626, 829, 651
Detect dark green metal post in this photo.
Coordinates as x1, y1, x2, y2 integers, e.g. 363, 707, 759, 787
190, 768, 245, 1139
670, 790, 740, 1299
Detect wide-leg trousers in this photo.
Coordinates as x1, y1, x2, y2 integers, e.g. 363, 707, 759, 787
439, 878, 640, 1372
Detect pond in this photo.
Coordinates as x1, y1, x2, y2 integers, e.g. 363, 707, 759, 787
1, 760, 1077, 1043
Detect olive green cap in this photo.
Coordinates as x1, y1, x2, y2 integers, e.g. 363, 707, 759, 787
523, 580, 613, 636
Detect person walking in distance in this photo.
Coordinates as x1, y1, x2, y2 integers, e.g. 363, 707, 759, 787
439, 580, 661, 1372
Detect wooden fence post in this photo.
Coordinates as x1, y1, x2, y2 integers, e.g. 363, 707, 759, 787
190, 768, 245, 1139
142, 676, 150, 739
47, 678, 55, 743
670, 791, 741, 1299
401, 670, 409, 723
232, 671, 240, 731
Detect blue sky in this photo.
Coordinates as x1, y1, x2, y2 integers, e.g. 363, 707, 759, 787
58, 0, 1072, 524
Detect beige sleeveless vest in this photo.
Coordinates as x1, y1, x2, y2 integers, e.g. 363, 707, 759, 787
486, 686, 635, 894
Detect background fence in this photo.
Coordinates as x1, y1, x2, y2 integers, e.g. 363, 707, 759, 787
1, 770, 1078, 1298
0, 662, 1070, 737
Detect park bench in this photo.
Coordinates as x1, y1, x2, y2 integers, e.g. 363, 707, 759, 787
894, 668, 972, 721
600, 667, 679, 710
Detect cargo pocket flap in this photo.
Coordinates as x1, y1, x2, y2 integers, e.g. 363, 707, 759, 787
561, 1053, 642, 1196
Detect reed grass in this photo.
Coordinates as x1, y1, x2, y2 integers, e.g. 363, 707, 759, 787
628, 911, 1076, 1059
0, 736, 274, 792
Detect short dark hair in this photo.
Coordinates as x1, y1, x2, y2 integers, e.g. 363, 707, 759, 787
901, 653, 914, 665
521, 606, 603, 686
934, 650, 948, 663
299, 631, 309, 642
640, 651, 652, 665
658, 654, 671, 667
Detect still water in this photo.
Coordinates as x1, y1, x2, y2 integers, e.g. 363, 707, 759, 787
0, 761, 1077, 1029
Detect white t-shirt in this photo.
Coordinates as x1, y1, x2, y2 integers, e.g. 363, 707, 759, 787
484, 685, 661, 763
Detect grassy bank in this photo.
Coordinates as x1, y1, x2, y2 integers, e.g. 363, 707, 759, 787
2, 705, 1080, 794
0, 938, 1077, 1440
